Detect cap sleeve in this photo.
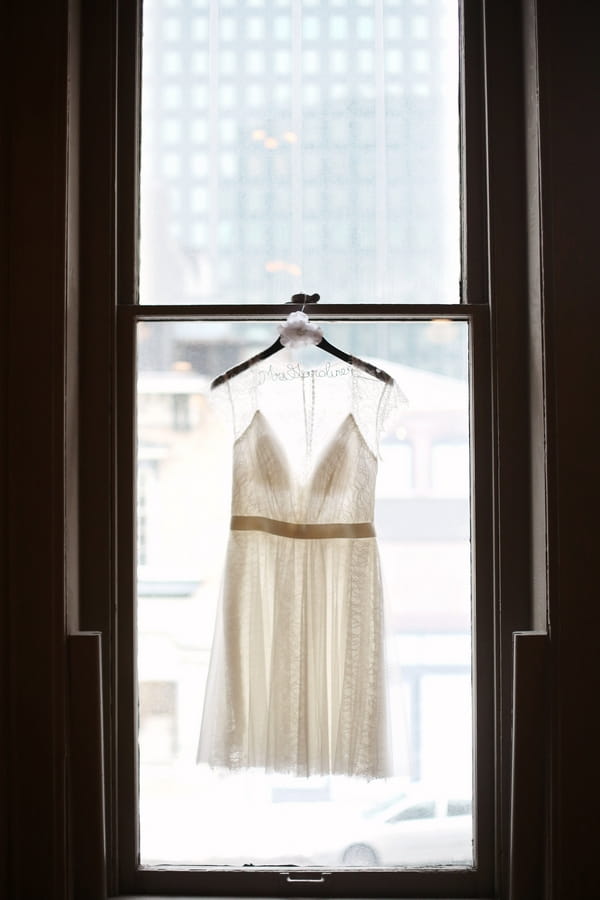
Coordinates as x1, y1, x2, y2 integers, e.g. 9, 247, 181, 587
209, 368, 258, 441
352, 372, 408, 458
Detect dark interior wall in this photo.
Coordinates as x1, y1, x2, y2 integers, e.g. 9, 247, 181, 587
0, 2, 8, 892
534, 1, 600, 895
1, 0, 79, 896
1, 0, 599, 898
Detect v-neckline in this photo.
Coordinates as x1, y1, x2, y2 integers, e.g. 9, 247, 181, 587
238, 409, 370, 487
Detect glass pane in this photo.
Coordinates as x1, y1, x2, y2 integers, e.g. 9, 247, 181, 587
136, 319, 473, 867
139, 1, 460, 304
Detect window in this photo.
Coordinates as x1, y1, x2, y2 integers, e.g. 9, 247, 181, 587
303, 15, 320, 39
112, 0, 495, 896
10, 0, 591, 893
220, 16, 236, 40
192, 16, 208, 40
247, 16, 265, 40
138, 681, 178, 762
274, 15, 291, 40
191, 50, 208, 73
190, 118, 208, 142
163, 16, 182, 40
162, 117, 182, 143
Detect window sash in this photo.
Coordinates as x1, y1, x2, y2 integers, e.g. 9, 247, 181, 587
115, 301, 494, 897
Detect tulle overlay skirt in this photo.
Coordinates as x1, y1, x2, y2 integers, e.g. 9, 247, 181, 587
197, 530, 390, 779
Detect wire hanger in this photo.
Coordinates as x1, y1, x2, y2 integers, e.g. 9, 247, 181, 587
211, 294, 393, 389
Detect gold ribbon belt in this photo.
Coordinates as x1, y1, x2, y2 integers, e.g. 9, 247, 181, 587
230, 515, 375, 540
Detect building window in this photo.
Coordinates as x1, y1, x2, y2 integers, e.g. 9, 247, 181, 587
138, 681, 178, 763
191, 16, 208, 40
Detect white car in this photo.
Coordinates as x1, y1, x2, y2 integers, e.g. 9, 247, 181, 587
306, 787, 473, 868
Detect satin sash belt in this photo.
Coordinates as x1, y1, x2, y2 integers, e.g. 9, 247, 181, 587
230, 515, 375, 540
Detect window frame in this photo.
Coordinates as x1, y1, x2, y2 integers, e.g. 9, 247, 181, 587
117, 303, 493, 900
76, 0, 533, 896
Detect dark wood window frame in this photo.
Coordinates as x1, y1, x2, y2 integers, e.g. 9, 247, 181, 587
7, 1, 600, 898
76, 1, 533, 897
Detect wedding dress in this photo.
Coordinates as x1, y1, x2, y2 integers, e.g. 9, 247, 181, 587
197, 346, 404, 779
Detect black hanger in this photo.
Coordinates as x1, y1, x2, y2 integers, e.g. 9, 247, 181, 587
211, 295, 393, 389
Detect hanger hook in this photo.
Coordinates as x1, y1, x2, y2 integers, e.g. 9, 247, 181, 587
287, 292, 320, 310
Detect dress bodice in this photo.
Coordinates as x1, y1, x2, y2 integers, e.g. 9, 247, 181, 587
231, 410, 377, 525
212, 357, 405, 519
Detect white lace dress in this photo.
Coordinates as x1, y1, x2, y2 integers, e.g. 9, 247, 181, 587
197, 357, 404, 778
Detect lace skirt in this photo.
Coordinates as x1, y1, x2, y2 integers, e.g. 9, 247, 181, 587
197, 530, 390, 779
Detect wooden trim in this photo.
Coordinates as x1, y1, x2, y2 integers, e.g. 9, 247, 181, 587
68, 633, 108, 900
123, 303, 482, 321
481, 2, 533, 895
534, 2, 600, 895
3, 0, 80, 896
79, 0, 120, 891
117, 307, 140, 893
522, 0, 549, 637
509, 632, 548, 900
127, 866, 487, 898
470, 309, 495, 890
0, 1, 10, 892
117, 0, 142, 306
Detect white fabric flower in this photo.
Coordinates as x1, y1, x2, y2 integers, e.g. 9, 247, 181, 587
278, 311, 323, 347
